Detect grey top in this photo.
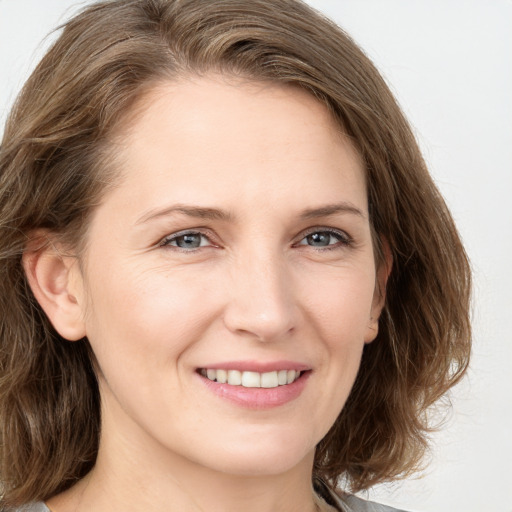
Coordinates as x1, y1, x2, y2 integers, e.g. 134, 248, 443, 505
14, 495, 409, 512
12, 504, 49, 512
336, 494, 409, 512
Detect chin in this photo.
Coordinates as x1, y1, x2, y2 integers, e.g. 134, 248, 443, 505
190, 428, 316, 477
214, 452, 311, 478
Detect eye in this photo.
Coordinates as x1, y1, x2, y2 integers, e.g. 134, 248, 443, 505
296, 229, 351, 249
160, 231, 212, 250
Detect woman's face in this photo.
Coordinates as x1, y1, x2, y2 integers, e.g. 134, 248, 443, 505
74, 76, 385, 477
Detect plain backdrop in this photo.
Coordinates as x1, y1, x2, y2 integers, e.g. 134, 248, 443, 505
1, 1, 511, 511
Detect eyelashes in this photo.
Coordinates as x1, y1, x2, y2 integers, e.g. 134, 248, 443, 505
160, 231, 212, 250
295, 228, 352, 251
159, 227, 353, 253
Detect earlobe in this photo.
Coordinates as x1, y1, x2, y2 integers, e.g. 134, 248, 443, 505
364, 315, 380, 344
22, 234, 86, 341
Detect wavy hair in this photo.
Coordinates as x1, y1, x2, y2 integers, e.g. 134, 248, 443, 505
0, 0, 471, 506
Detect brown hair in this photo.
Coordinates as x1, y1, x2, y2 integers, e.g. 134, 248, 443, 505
0, 0, 471, 506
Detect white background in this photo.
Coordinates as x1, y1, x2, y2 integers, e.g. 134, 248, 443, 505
1, 1, 511, 511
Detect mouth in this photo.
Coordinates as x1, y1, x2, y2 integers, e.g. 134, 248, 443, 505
198, 368, 304, 388
196, 361, 311, 408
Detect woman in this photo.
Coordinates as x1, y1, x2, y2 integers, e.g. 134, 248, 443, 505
0, 1, 471, 511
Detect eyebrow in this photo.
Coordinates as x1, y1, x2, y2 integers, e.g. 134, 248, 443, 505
135, 201, 365, 225
299, 202, 366, 220
136, 204, 234, 225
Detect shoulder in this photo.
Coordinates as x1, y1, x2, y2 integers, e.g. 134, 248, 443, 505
8, 503, 50, 512
11, 497, 410, 512
334, 493, 411, 512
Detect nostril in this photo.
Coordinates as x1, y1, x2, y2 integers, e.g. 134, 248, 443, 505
223, 306, 297, 343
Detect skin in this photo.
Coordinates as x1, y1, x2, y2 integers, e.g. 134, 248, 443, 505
27, 75, 389, 512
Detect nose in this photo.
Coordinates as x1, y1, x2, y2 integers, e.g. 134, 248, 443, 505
222, 250, 298, 342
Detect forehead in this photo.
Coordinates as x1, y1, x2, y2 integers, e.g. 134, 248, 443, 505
103, 75, 367, 220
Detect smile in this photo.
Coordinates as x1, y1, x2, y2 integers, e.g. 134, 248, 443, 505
199, 368, 302, 388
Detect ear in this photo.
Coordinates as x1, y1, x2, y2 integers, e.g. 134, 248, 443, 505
364, 238, 393, 344
22, 232, 86, 341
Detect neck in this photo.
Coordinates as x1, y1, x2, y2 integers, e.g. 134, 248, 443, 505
47, 401, 323, 512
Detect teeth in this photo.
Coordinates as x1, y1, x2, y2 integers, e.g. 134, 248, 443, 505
227, 370, 242, 386
241, 371, 260, 388
201, 368, 302, 388
261, 371, 278, 388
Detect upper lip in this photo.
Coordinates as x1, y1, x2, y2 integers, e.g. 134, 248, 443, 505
197, 360, 311, 373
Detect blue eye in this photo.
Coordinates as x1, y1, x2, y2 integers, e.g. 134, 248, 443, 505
161, 232, 211, 249
298, 230, 350, 248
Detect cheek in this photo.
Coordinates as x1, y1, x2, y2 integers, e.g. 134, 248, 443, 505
300, 264, 375, 393
299, 263, 376, 339
82, 260, 220, 374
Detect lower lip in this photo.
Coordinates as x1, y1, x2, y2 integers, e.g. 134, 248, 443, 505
198, 371, 311, 409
